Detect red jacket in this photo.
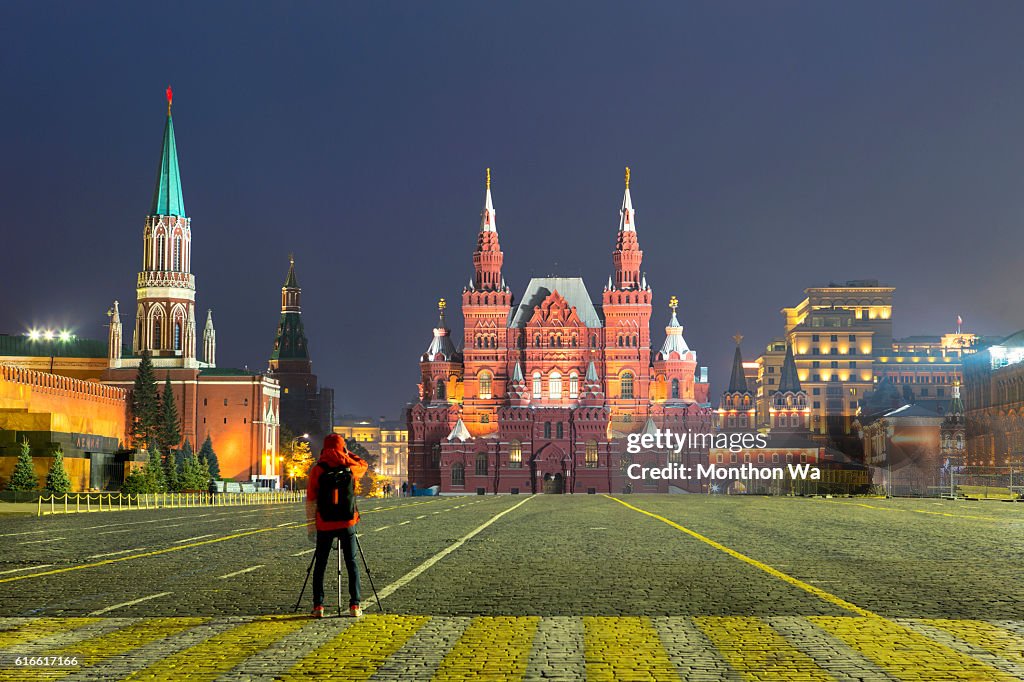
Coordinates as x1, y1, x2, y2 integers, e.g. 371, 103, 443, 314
306, 435, 369, 530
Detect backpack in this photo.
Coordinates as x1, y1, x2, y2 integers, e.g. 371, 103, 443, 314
317, 463, 356, 522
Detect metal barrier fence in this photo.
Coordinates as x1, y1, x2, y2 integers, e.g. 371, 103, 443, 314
36, 490, 305, 516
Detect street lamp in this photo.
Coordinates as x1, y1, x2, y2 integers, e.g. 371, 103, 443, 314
26, 328, 75, 373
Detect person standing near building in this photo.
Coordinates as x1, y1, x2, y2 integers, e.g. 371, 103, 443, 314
306, 433, 368, 618
401, 481, 408, 497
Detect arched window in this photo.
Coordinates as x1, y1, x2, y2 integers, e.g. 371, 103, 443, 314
451, 462, 465, 486
153, 316, 162, 350
549, 371, 562, 399
534, 334, 541, 347
671, 378, 680, 399
174, 320, 182, 351
590, 335, 597, 349
532, 372, 542, 399
173, 236, 182, 271
479, 371, 492, 399
585, 440, 598, 468
544, 422, 551, 439
556, 422, 564, 439
569, 372, 579, 399
509, 440, 522, 468
436, 380, 446, 400
475, 452, 488, 476
621, 371, 634, 399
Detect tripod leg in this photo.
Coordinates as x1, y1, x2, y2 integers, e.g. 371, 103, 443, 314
355, 533, 383, 613
337, 538, 343, 617
293, 549, 317, 613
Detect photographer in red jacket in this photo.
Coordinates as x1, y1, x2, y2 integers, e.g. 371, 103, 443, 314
305, 433, 369, 618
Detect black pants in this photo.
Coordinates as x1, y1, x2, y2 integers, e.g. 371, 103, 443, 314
312, 526, 361, 607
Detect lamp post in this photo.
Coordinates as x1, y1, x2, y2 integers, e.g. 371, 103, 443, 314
27, 329, 74, 374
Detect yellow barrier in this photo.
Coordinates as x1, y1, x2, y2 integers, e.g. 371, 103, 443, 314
36, 490, 305, 516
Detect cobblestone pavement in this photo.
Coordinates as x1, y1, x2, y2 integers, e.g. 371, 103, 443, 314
0, 494, 1019, 679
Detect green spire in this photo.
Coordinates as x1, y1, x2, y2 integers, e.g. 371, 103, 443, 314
150, 95, 186, 217
284, 255, 299, 288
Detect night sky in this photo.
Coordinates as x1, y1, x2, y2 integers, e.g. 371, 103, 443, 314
4, 2, 1024, 418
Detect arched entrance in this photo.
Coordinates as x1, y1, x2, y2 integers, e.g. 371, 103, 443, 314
532, 444, 569, 494
543, 472, 564, 494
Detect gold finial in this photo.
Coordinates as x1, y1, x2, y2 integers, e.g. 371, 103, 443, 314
625, 166, 631, 189
289, 253, 294, 266
486, 168, 491, 190
669, 295, 678, 312
733, 333, 744, 346
438, 298, 447, 312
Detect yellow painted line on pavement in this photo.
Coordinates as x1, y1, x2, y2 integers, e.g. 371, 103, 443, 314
124, 616, 307, 681
583, 616, 677, 681
605, 495, 878, 618
919, 618, 1024, 665
694, 616, 831, 681
0, 526, 286, 585
283, 615, 428, 681
0, 617, 206, 681
433, 616, 538, 680
0, 618, 99, 648
829, 500, 1005, 522
810, 616, 1015, 681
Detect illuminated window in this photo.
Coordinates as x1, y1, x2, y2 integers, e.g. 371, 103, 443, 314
532, 372, 542, 399
671, 378, 680, 399
569, 372, 579, 398
509, 440, 522, 468
549, 372, 562, 399
585, 440, 598, 468
174, 321, 182, 351
621, 371, 634, 399
479, 371, 492, 399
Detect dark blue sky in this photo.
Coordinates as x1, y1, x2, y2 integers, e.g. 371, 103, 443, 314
4, 2, 1024, 417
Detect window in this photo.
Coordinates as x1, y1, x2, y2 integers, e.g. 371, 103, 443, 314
849, 335, 856, 342
480, 414, 490, 423
848, 361, 856, 368
203, 398, 208, 406
812, 361, 820, 368
812, 388, 821, 395
585, 441, 598, 468
224, 398, 228, 406
830, 335, 838, 342
621, 371, 635, 399
509, 440, 522, 468
569, 372, 579, 398
544, 422, 551, 439
671, 378, 680, 399
812, 334, 819, 342
479, 371, 492, 399
556, 423, 564, 439
451, 463, 465, 486
173, 236, 182, 271
549, 372, 562, 399
174, 321, 182, 351
475, 452, 488, 476
153, 317, 162, 350
813, 401, 821, 409
244, 398, 248, 406
532, 372, 542, 399
830, 361, 838, 368
431, 444, 441, 466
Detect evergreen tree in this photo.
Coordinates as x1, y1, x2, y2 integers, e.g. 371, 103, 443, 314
146, 449, 167, 492
130, 351, 161, 450
6, 437, 39, 492
121, 466, 150, 494
157, 376, 181, 456
163, 449, 181, 492
181, 451, 212, 490
44, 447, 72, 494
176, 439, 193, 474
199, 436, 220, 478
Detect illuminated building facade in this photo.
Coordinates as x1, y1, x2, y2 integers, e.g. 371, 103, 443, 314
408, 170, 713, 494
101, 91, 280, 483
962, 332, 1024, 467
